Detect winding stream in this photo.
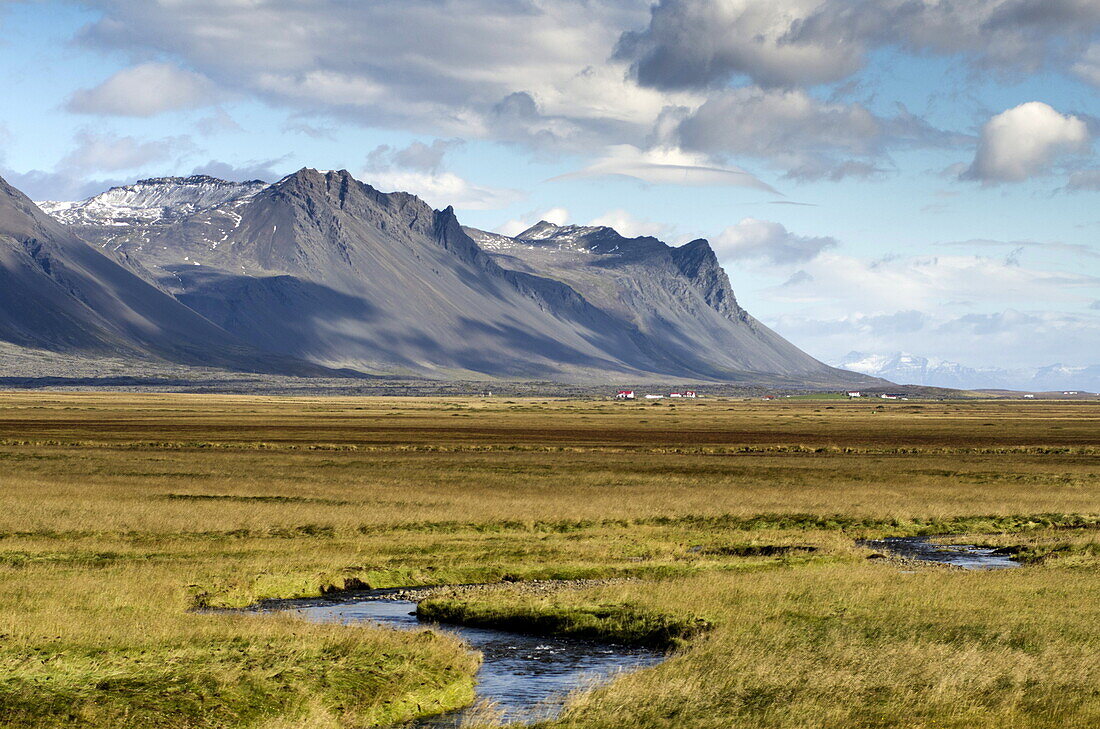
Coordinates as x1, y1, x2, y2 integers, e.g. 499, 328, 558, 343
255, 538, 1016, 723
267, 596, 663, 727
861, 536, 1022, 569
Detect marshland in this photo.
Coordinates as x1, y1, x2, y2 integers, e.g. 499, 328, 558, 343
0, 392, 1097, 728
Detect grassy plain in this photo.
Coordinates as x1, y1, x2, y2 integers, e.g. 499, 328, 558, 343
0, 392, 1097, 728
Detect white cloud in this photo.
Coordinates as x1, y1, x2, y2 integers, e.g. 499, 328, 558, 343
713, 218, 837, 264
195, 108, 242, 135
678, 87, 966, 180
719, 232, 1100, 367
1072, 43, 1100, 86
587, 209, 671, 239
771, 308, 1100, 370
765, 250, 1100, 313
59, 131, 190, 172
3, 167, 127, 203
366, 139, 464, 175
962, 102, 1091, 183
66, 62, 221, 117
360, 138, 520, 211
554, 145, 779, 192
75, 1, 665, 150
190, 157, 292, 183
365, 169, 523, 211
618, 0, 1100, 90
496, 207, 570, 237
617, 0, 863, 89
65, 0, 1006, 183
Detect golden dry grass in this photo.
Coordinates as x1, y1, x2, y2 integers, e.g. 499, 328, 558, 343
0, 392, 1096, 728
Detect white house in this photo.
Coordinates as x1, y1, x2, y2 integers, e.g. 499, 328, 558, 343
615, 390, 635, 400
846, 391, 862, 398
644, 394, 665, 400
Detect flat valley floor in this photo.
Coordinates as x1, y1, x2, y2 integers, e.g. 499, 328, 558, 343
0, 393, 1097, 728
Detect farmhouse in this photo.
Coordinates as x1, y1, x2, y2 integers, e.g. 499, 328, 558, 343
880, 393, 908, 400
615, 390, 635, 400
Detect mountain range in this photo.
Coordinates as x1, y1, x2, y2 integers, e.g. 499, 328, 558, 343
3, 169, 874, 385
834, 351, 1099, 393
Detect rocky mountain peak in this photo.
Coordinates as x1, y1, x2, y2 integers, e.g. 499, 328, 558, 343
36, 174, 268, 226
513, 220, 666, 257
670, 238, 744, 320
130, 174, 261, 187
270, 168, 436, 221
15, 169, 869, 385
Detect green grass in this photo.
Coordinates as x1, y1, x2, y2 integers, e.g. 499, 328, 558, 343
0, 393, 1096, 727
418, 598, 712, 649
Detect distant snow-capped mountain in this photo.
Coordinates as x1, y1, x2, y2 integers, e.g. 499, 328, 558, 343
37, 176, 268, 226
834, 351, 1099, 392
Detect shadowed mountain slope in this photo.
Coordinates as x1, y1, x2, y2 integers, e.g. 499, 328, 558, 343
0, 175, 332, 375
468, 222, 834, 379
36, 169, 876, 385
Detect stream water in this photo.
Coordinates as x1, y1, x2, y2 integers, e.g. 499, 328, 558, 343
258, 538, 1015, 723
275, 597, 664, 727
861, 536, 1022, 570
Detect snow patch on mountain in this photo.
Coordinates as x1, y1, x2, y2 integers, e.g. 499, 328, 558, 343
37, 175, 268, 226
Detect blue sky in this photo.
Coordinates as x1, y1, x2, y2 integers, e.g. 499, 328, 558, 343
1, 0, 1098, 370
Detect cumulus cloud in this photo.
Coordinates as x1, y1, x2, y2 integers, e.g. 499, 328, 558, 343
63, 0, 1010, 181
767, 250, 1100, 312
616, 0, 863, 89
66, 62, 221, 117
713, 218, 837, 264
496, 207, 571, 237
962, 102, 1091, 183
677, 88, 967, 180
752, 244, 1100, 368
190, 157, 292, 183
587, 209, 672, 239
37, 0, 1100, 204
771, 308, 1100, 369
618, 0, 1100, 90
59, 131, 190, 172
366, 169, 523, 211
553, 145, 779, 192
1, 167, 127, 203
361, 139, 521, 210
74, 0, 665, 150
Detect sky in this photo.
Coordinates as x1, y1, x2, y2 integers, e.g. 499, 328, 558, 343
0, 0, 1098, 371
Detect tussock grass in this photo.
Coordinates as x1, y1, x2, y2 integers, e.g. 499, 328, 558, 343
417, 597, 712, 648
0, 393, 1096, 727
